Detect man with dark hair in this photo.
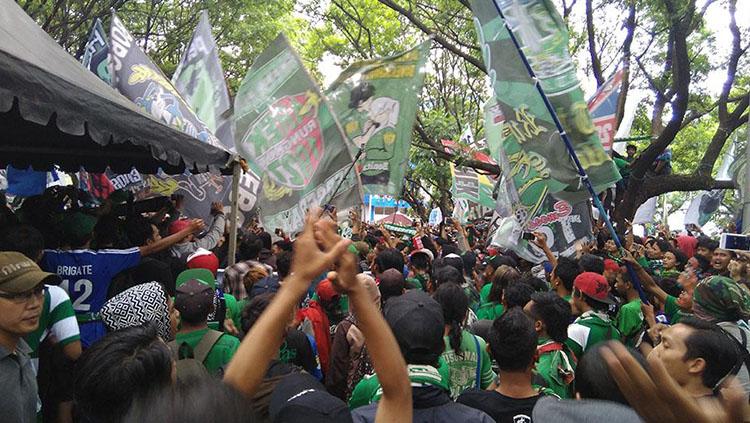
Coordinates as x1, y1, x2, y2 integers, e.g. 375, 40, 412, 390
646, 238, 672, 261
406, 250, 432, 291
372, 248, 404, 277
565, 272, 620, 359
625, 144, 637, 162
696, 236, 718, 261
524, 292, 575, 398
650, 317, 738, 398
709, 248, 734, 277
457, 308, 545, 422
173, 278, 240, 375
504, 282, 535, 310
579, 254, 605, 274
551, 257, 581, 302
271, 239, 293, 255
430, 265, 462, 292
378, 268, 405, 304
223, 233, 269, 299
350, 290, 493, 422
276, 251, 293, 281
613, 268, 644, 347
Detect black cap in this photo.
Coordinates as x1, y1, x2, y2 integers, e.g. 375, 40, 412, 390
384, 290, 445, 364
269, 373, 352, 423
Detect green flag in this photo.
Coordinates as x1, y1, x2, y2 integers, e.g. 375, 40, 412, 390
326, 41, 431, 196
470, 0, 620, 227
233, 34, 360, 234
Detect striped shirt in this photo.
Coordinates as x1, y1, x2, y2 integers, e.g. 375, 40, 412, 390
25, 285, 80, 372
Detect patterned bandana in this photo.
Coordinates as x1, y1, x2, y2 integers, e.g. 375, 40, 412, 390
692, 276, 750, 322
100, 282, 173, 341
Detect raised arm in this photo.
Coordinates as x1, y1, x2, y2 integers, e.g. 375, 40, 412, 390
139, 219, 204, 257
531, 231, 557, 268
223, 210, 349, 397
622, 249, 667, 304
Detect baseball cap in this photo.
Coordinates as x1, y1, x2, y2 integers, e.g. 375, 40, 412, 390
186, 248, 220, 276
316, 279, 339, 303
249, 275, 280, 298
176, 268, 215, 290
175, 279, 214, 317
574, 272, 614, 304
168, 219, 192, 236
269, 372, 352, 423
409, 248, 434, 261
383, 290, 445, 363
603, 259, 620, 273
0, 252, 59, 293
63, 212, 97, 240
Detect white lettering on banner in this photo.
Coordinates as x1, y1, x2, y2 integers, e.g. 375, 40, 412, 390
111, 169, 143, 190
109, 16, 133, 74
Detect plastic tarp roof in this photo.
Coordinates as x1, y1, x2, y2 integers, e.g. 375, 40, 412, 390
0, 0, 232, 174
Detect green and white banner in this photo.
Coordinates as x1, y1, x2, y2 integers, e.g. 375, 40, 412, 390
470, 0, 620, 229
326, 41, 431, 196
172, 10, 234, 151
233, 34, 360, 234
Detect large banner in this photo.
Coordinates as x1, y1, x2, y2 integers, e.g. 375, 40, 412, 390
109, 13, 222, 148
450, 163, 495, 209
470, 0, 620, 222
326, 41, 430, 196
81, 18, 111, 85
588, 69, 624, 153
108, 168, 260, 228
685, 138, 737, 227
172, 10, 234, 151
233, 34, 360, 234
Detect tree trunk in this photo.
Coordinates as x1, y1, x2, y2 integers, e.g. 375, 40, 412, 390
615, 1, 636, 127
585, 0, 604, 86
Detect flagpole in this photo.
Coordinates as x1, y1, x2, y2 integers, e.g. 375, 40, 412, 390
490, 1, 647, 302
322, 145, 364, 211
227, 160, 241, 266
743, 113, 750, 233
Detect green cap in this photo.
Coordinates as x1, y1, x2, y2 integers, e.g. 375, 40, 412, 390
0, 252, 59, 293
175, 268, 215, 290
63, 212, 98, 240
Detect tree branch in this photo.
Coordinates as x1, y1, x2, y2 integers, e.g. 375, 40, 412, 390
585, 0, 604, 86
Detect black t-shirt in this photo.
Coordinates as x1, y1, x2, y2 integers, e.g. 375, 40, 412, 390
457, 389, 541, 423
279, 329, 318, 375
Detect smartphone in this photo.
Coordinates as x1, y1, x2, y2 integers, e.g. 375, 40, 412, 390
720, 233, 750, 251
522, 233, 535, 241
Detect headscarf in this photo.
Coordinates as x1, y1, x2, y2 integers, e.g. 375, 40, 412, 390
692, 276, 750, 322
100, 282, 173, 341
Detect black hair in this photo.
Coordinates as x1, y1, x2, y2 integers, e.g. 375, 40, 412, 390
671, 249, 688, 271
579, 254, 605, 274
576, 342, 647, 404
123, 376, 258, 423
74, 323, 173, 422
488, 308, 537, 371
692, 254, 712, 273
124, 215, 154, 247
434, 283, 469, 357
420, 236, 438, 259
528, 291, 572, 343
504, 281, 535, 309
441, 244, 461, 257
272, 240, 293, 252
0, 224, 45, 261
240, 292, 275, 338
239, 234, 262, 260
697, 236, 719, 252
554, 257, 581, 291
409, 252, 430, 271
519, 276, 548, 292
348, 82, 375, 109
490, 255, 518, 271
488, 266, 521, 304
442, 255, 465, 276
375, 248, 404, 274
626, 144, 637, 151
680, 317, 739, 389
462, 251, 476, 275
258, 231, 272, 250
276, 251, 293, 280
649, 238, 672, 255
657, 277, 683, 298
435, 265, 462, 287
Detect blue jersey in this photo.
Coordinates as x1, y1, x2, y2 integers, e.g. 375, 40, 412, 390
41, 248, 140, 348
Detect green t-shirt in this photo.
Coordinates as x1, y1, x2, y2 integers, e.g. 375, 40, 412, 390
25, 285, 80, 358
615, 299, 643, 347
564, 311, 621, 359
476, 302, 504, 321
480, 283, 492, 304
441, 330, 496, 399
174, 328, 240, 374
664, 294, 685, 324
349, 361, 450, 409
534, 337, 576, 399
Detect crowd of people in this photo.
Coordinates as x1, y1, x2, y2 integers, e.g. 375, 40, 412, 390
1, 185, 750, 423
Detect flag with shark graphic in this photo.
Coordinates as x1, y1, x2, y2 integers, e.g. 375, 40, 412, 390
233, 34, 361, 234
109, 12, 221, 148
326, 40, 430, 196
81, 18, 111, 85
172, 10, 234, 151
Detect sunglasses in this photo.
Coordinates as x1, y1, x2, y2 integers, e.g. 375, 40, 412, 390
0, 283, 46, 304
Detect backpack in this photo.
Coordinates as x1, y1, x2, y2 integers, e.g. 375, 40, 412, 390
169, 329, 223, 382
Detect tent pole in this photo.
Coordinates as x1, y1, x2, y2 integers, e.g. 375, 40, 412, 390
227, 161, 241, 266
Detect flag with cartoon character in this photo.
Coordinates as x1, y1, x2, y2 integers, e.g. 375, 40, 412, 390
326, 40, 430, 196
233, 34, 361, 234
109, 12, 221, 148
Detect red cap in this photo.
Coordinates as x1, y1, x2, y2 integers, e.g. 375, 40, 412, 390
168, 219, 192, 236
316, 279, 340, 303
603, 259, 620, 273
186, 248, 219, 276
574, 272, 613, 304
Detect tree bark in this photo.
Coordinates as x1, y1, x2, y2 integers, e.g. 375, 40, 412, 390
615, 1, 636, 127
585, 0, 604, 86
